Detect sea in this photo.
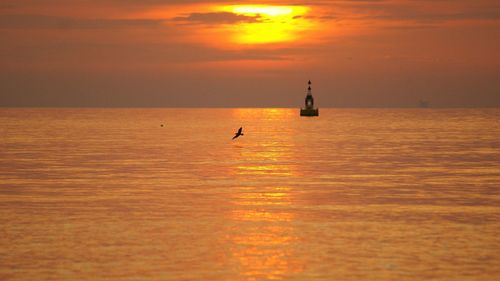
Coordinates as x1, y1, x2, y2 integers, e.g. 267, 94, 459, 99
0, 108, 499, 281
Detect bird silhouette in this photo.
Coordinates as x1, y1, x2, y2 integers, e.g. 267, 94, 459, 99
232, 127, 244, 140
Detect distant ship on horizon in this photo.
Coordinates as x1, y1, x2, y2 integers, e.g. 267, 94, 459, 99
300, 80, 319, 117
420, 100, 429, 108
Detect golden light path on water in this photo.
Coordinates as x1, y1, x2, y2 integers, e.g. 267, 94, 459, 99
228, 109, 303, 279
219, 5, 312, 44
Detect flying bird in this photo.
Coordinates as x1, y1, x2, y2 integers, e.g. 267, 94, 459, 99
232, 127, 244, 140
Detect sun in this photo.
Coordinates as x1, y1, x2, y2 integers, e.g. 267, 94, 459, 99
219, 5, 313, 45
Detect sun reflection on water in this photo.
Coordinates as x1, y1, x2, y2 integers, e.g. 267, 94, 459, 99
226, 108, 304, 279
230, 108, 299, 178
227, 185, 303, 279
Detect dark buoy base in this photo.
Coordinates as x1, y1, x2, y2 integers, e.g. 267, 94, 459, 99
300, 108, 319, 117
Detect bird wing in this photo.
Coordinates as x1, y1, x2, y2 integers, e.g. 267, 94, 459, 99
232, 127, 243, 140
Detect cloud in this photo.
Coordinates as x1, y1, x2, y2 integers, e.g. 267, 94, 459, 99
172, 12, 260, 25
365, 6, 500, 23
329, 0, 500, 23
0, 14, 164, 29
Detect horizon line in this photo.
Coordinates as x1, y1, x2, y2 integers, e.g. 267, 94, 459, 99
1, 106, 499, 109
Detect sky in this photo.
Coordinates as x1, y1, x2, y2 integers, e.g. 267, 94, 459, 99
1, 0, 499, 107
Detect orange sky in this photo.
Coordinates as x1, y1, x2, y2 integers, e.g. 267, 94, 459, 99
1, 0, 499, 107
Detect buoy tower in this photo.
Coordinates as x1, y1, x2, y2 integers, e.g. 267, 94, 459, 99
300, 80, 319, 117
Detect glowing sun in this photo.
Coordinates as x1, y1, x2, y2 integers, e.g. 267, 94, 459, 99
220, 5, 313, 44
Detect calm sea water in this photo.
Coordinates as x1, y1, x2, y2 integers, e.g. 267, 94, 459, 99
0, 108, 499, 281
